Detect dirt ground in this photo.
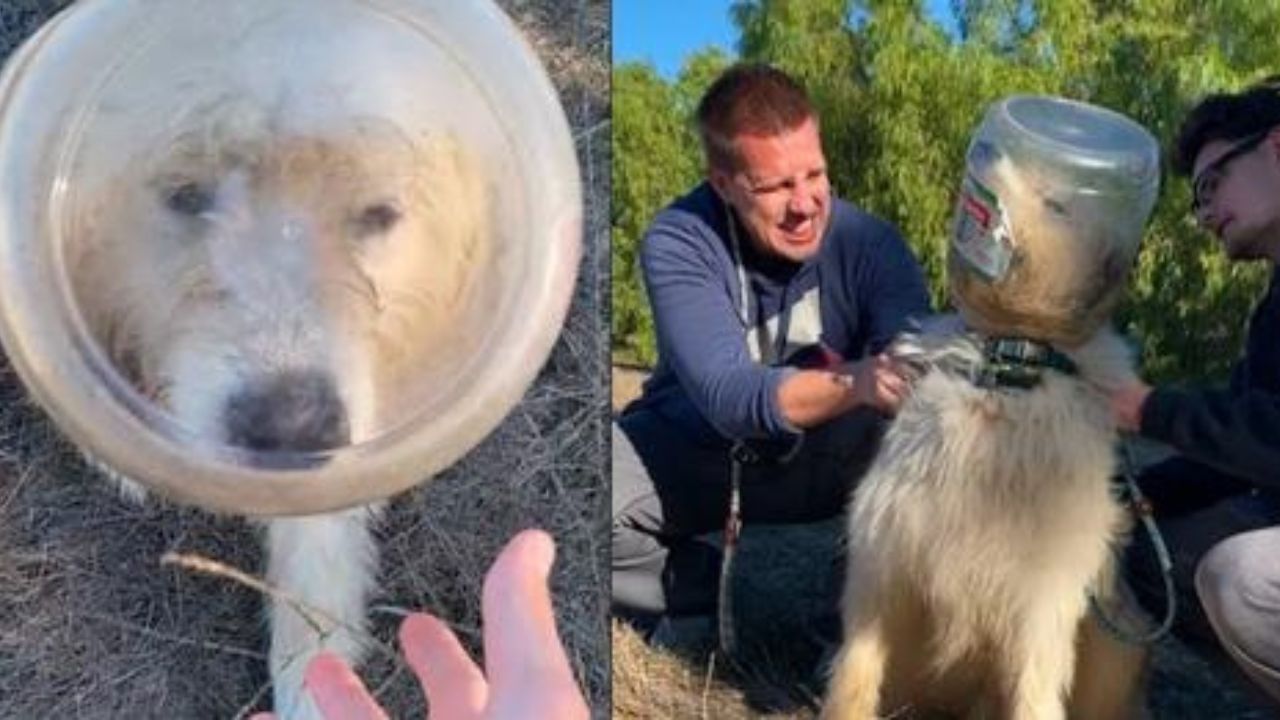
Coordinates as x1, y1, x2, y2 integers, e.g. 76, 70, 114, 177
0, 1, 609, 718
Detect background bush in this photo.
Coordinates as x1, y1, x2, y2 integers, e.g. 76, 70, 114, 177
612, 0, 1274, 382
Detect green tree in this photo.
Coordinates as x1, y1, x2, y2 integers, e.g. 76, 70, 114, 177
611, 52, 729, 365
611, 63, 695, 365
612, 1, 1279, 382
733, 0, 871, 206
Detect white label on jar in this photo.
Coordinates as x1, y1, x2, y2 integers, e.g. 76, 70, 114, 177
952, 173, 1014, 282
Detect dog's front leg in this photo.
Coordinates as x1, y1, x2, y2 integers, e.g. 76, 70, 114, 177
1003, 599, 1084, 720
821, 610, 887, 720
1068, 587, 1151, 720
266, 504, 383, 720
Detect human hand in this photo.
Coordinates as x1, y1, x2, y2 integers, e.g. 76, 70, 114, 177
250, 529, 589, 720
1108, 380, 1152, 433
845, 353, 912, 415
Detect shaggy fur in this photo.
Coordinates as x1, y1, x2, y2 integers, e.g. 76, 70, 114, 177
821, 322, 1147, 720
822, 129, 1157, 718
64, 99, 488, 719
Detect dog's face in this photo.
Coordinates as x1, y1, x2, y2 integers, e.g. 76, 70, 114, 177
69, 108, 487, 457
950, 155, 1139, 347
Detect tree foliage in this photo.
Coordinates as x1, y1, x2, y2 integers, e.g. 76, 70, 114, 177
613, 0, 1278, 381
612, 52, 728, 365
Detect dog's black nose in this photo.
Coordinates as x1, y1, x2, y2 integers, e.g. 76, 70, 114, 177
223, 371, 350, 454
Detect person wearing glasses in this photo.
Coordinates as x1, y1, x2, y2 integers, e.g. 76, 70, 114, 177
1109, 79, 1280, 703
612, 63, 929, 641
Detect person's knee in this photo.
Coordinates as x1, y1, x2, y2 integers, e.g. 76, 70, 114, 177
1195, 529, 1280, 676
611, 499, 661, 565
610, 499, 669, 616
611, 423, 652, 518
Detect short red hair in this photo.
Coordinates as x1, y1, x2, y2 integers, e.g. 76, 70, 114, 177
695, 63, 817, 171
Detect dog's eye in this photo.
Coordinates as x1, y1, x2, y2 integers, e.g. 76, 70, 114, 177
164, 182, 214, 217
353, 203, 402, 237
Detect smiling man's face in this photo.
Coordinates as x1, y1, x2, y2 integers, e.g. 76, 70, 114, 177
710, 116, 831, 263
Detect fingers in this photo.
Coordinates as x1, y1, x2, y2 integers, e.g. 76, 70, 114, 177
481, 529, 589, 720
480, 529, 558, 682
876, 370, 910, 412
302, 652, 389, 720
854, 354, 913, 413
300, 531, 585, 720
400, 613, 488, 720
1106, 381, 1151, 433
396, 530, 586, 720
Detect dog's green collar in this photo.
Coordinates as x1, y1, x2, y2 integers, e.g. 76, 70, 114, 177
974, 337, 1077, 390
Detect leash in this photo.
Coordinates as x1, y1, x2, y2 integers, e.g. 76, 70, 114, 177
716, 196, 808, 658
717, 442, 752, 658
1088, 441, 1177, 645
949, 332, 1174, 643
718, 437, 803, 658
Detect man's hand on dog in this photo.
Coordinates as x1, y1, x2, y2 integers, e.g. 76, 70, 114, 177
1108, 380, 1152, 433
846, 353, 913, 415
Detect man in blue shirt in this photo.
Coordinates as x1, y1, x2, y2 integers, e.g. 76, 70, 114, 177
612, 64, 930, 632
1110, 79, 1280, 703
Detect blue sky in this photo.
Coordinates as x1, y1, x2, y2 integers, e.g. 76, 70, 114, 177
614, 1, 960, 79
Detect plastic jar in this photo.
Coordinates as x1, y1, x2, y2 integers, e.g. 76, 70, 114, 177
949, 95, 1159, 346
0, 0, 581, 515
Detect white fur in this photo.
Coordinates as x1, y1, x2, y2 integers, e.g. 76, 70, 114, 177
266, 505, 383, 719
67, 99, 487, 718
822, 323, 1142, 719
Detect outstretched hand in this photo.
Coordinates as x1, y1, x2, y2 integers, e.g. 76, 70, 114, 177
251, 529, 589, 720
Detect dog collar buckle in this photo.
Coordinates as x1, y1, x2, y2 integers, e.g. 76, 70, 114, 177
975, 337, 1077, 390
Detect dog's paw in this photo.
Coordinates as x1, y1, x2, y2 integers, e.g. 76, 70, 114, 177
269, 616, 364, 719
270, 629, 370, 720
270, 676, 325, 720
84, 452, 150, 503
111, 475, 149, 504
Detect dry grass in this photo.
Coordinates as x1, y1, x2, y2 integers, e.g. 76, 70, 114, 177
612, 621, 806, 720
609, 522, 1277, 719
610, 368, 1274, 719
0, 1, 609, 718
611, 522, 843, 720
612, 521, 842, 720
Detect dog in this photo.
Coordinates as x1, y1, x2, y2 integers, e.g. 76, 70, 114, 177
64, 97, 489, 718
821, 146, 1153, 719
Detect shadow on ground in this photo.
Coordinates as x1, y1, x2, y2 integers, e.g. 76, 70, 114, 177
613, 519, 1275, 719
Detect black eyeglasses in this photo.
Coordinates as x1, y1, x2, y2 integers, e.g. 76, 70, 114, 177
1191, 129, 1270, 214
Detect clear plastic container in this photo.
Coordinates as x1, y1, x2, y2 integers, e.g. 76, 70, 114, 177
0, 0, 581, 515
949, 95, 1159, 346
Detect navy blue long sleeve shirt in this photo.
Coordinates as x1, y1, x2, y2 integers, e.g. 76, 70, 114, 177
626, 182, 930, 446
1141, 267, 1280, 489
